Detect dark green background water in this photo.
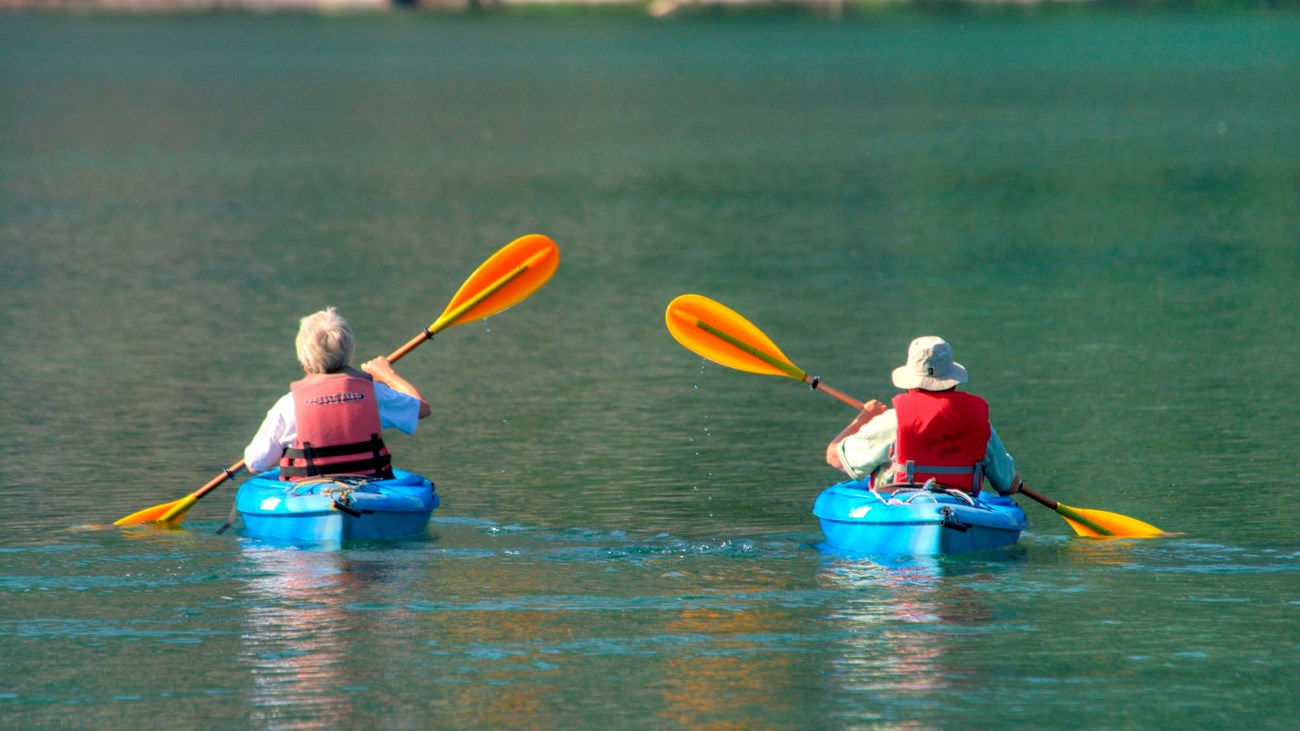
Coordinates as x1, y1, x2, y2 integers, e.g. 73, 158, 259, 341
2, 9, 1296, 729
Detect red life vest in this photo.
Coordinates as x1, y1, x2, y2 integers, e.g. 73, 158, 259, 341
278, 369, 392, 482
890, 389, 991, 494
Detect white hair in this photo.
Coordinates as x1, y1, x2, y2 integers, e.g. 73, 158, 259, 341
295, 307, 354, 374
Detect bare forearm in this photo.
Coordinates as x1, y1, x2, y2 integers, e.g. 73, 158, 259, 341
826, 399, 887, 471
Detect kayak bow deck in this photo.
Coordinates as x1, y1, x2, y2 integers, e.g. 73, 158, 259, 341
236, 469, 438, 542
814, 480, 1027, 556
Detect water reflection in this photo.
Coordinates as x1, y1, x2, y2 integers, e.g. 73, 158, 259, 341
1060, 536, 1163, 567
413, 589, 565, 729
238, 544, 403, 730
817, 557, 997, 722
656, 603, 797, 730
115, 523, 208, 552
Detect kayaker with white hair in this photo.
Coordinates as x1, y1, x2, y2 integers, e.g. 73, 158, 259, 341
826, 336, 1021, 496
243, 307, 431, 481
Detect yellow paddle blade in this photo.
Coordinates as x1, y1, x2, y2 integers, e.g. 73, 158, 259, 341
665, 294, 807, 380
429, 234, 559, 334
1059, 503, 1164, 538
114, 461, 244, 528
112, 494, 199, 527
113, 500, 185, 526
158, 495, 200, 525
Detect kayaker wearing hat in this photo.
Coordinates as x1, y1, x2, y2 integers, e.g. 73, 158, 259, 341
826, 336, 1021, 496
243, 307, 431, 481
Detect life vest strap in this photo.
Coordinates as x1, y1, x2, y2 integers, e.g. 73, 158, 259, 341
280, 433, 392, 481
902, 460, 977, 482
283, 439, 382, 460
279, 454, 393, 479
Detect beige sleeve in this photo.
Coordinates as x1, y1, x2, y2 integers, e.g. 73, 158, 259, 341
837, 409, 897, 481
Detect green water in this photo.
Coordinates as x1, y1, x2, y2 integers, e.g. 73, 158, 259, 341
1, 8, 1297, 729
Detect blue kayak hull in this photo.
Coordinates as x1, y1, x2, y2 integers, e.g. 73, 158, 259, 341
236, 469, 438, 542
813, 480, 1027, 556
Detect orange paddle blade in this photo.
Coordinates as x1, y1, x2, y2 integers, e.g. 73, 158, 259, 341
157, 495, 200, 525
113, 500, 186, 526
1059, 504, 1164, 538
1020, 485, 1165, 539
114, 460, 245, 527
113, 494, 198, 526
430, 234, 559, 334
665, 294, 806, 379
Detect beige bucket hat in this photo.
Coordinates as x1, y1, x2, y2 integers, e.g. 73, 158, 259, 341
891, 336, 968, 390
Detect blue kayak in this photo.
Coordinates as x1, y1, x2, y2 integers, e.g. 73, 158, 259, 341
236, 469, 438, 542
813, 480, 1027, 556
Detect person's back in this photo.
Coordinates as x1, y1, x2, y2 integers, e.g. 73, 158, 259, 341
891, 388, 990, 493
279, 367, 392, 481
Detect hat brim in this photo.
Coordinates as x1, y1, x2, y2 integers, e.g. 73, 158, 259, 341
891, 362, 968, 391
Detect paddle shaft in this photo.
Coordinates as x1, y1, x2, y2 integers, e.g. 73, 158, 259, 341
804, 376, 864, 410
376, 319, 444, 372
151, 458, 248, 523
1018, 485, 1058, 510
1018, 485, 1115, 536
191, 459, 246, 502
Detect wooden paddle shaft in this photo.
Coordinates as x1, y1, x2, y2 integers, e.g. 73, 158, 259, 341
1018, 485, 1117, 536
802, 376, 864, 410
388, 330, 431, 363
1017, 485, 1057, 510
194, 459, 246, 500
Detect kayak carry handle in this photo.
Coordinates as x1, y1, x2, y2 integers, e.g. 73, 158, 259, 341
940, 507, 971, 533
331, 500, 363, 518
